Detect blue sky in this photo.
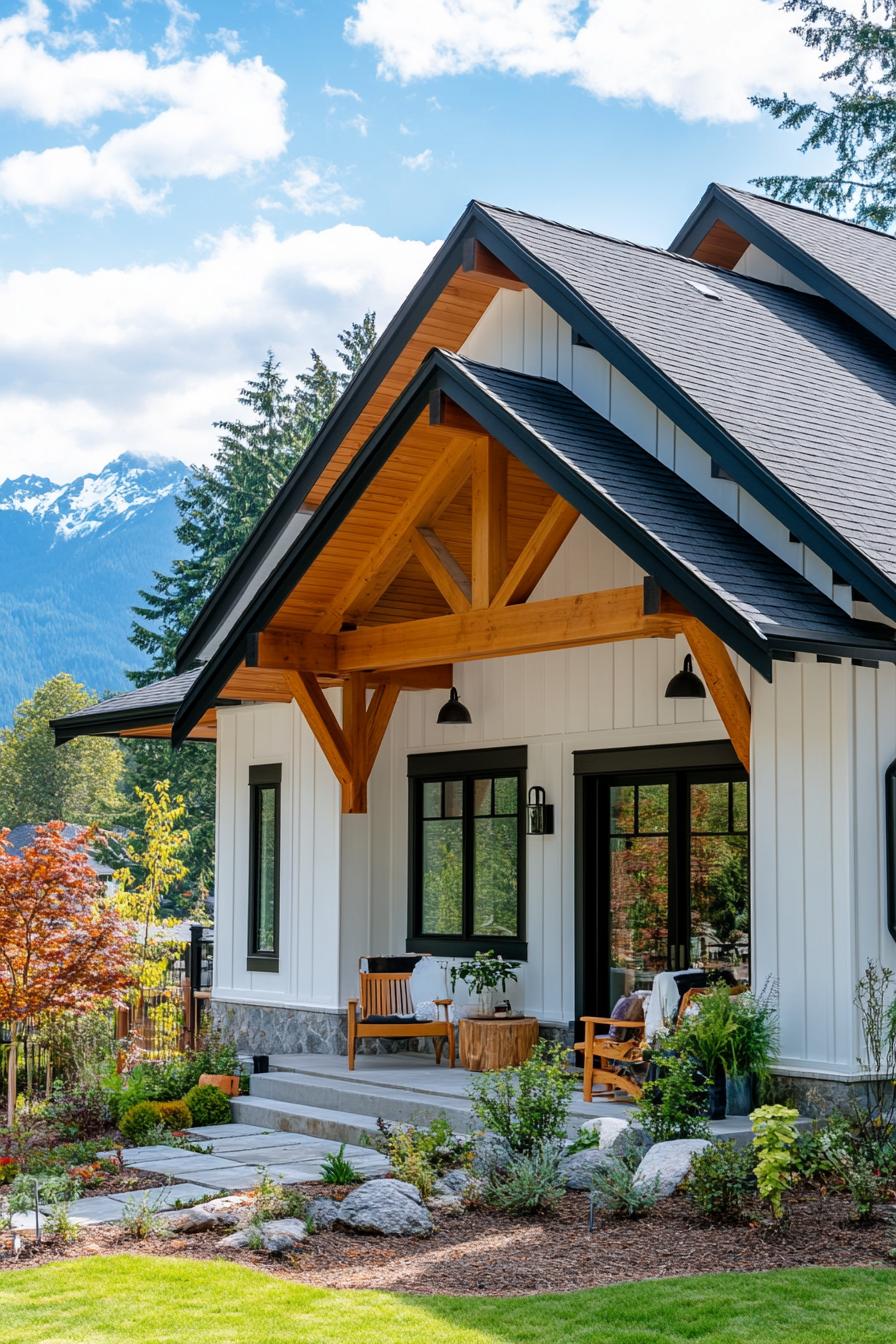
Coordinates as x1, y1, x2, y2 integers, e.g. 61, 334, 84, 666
0, 0, 834, 481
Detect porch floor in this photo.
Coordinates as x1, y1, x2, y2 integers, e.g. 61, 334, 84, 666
255, 1051, 759, 1142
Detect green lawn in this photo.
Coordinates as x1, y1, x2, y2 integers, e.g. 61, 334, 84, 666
2, 1257, 895, 1344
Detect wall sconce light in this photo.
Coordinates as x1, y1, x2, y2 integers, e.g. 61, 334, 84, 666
526, 785, 554, 835
436, 686, 472, 725
664, 653, 706, 700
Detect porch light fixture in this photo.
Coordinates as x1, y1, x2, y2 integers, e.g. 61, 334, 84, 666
526, 785, 554, 836
436, 687, 472, 725
665, 654, 706, 699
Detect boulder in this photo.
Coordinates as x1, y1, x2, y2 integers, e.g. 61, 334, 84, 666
335, 1178, 433, 1237
578, 1117, 651, 1161
433, 1168, 472, 1198
307, 1196, 340, 1231
161, 1204, 240, 1233
559, 1145, 616, 1190
471, 1132, 512, 1176
632, 1139, 711, 1198
218, 1217, 308, 1254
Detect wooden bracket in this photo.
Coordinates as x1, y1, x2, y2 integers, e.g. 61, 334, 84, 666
428, 390, 483, 434
411, 527, 471, 612
492, 496, 579, 607
471, 436, 507, 607
462, 239, 527, 290
682, 618, 751, 772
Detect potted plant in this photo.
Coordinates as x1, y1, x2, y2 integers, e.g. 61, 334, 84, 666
677, 984, 737, 1120
197, 1071, 242, 1097
724, 981, 779, 1114
449, 950, 521, 1017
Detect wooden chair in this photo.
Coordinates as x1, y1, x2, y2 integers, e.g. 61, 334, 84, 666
347, 962, 455, 1070
576, 981, 749, 1103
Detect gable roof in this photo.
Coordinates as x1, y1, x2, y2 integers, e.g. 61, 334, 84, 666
52, 669, 204, 744
670, 182, 896, 355
4, 823, 114, 877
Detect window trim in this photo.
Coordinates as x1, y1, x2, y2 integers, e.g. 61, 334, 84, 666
247, 762, 281, 973
406, 746, 527, 960
886, 758, 896, 946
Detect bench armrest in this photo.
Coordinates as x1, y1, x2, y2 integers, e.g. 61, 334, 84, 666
580, 1015, 643, 1030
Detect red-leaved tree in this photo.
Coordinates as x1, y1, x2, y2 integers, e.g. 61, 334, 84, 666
0, 822, 133, 1125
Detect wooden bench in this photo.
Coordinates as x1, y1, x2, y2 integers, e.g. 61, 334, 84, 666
576, 982, 748, 1103
347, 962, 455, 1070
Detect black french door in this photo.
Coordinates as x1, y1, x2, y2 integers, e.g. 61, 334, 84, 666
575, 744, 749, 1018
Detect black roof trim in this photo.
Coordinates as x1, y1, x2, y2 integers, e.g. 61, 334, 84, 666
51, 669, 210, 745
670, 182, 896, 356
175, 205, 480, 672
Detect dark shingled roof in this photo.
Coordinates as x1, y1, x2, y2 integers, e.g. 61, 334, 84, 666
4, 823, 113, 876
51, 668, 202, 744
478, 201, 896, 598
716, 184, 896, 331
445, 352, 894, 653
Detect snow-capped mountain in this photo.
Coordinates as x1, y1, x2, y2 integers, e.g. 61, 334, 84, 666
0, 453, 189, 725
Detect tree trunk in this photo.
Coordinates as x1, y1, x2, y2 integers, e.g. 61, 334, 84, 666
7, 1021, 17, 1128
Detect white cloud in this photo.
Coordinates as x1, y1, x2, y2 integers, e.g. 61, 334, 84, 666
322, 80, 362, 101
153, 0, 198, 61
0, 220, 439, 479
345, 0, 832, 123
402, 147, 433, 171
347, 112, 369, 136
280, 159, 361, 216
209, 27, 241, 56
0, 3, 289, 213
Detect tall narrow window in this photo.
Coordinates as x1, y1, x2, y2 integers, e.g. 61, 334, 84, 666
248, 764, 281, 971
408, 747, 526, 958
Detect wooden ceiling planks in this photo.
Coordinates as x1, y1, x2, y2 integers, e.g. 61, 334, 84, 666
688, 219, 749, 270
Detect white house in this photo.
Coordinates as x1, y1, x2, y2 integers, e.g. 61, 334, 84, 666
55, 184, 896, 1108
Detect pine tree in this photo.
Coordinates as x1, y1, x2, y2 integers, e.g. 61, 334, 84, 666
124, 317, 378, 897
752, 1, 896, 228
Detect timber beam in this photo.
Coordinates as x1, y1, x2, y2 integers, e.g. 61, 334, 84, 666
462, 239, 527, 290
682, 618, 751, 772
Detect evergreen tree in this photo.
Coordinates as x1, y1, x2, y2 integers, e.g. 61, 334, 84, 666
123, 317, 378, 897
0, 674, 124, 829
752, 1, 896, 228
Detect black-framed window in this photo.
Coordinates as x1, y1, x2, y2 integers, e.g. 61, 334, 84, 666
407, 747, 526, 959
248, 763, 281, 972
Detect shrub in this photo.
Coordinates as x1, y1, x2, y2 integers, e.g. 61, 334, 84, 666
372, 1116, 472, 1197
157, 1100, 193, 1131
253, 1170, 308, 1222
687, 1141, 755, 1222
635, 1041, 710, 1143
119, 1194, 169, 1240
7, 1169, 82, 1214
590, 1154, 659, 1219
320, 1143, 364, 1185
44, 1084, 111, 1140
182, 1084, 232, 1127
751, 1104, 799, 1219
484, 1141, 565, 1214
468, 1041, 575, 1156
104, 1035, 240, 1121
119, 1101, 166, 1145
45, 1201, 80, 1244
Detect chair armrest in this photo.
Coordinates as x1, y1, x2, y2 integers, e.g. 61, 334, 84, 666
580, 1015, 644, 1030
433, 998, 453, 1005
347, 998, 358, 1024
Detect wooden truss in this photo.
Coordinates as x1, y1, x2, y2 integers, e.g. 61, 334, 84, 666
270, 401, 751, 810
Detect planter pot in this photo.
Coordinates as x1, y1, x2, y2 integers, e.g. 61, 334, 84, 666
198, 1072, 241, 1097
706, 1065, 727, 1121
477, 988, 498, 1017
725, 1072, 756, 1116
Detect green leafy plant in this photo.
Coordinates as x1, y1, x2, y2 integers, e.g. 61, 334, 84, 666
45, 1201, 81, 1244
119, 1193, 169, 1240
253, 1170, 308, 1222
687, 1141, 756, 1222
371, 1115, 472, 1197
677, 983, 738, 1081
727, 981, 779, 1080
635, 1041, 710, 1143
809, 1117, 894, 1222
468, 1041, 574, 1156
156, 1100, 193, 1131
851, 961, 896, 1149
104, 1035, 240, 1121
449, 950, 521, 997
565, 1127, 603, 1157
7, 1170, 81, 1214
182, 1084, 231, 1127
118, 1100, 166, 1145
751, 1104, 799, 1220
320, 1143, 364, 1185
483, 1140, 565, 1214
590, 1153, 659, 1219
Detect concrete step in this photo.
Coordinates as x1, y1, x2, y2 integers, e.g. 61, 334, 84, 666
230, 1095, 382, 1147
247, 1069, 477, 1131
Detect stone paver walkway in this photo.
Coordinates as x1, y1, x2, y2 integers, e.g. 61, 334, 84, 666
11, 1125, 388, 1232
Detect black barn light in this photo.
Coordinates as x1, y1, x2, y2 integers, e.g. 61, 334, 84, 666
664, 654, 706, 700
436, 686, 472, 725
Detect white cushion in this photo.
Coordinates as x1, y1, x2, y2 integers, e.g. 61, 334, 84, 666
409, 957, 448, 1020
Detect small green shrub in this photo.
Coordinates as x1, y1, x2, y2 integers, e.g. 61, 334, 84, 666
7, 1170, 81, 1214
687, 1141, 755, 1222
182, 1084, 232, 1127
635, 1041, 710, 1143
157, 1100, 193, 1131
119, 1101, 166, 1145
104, 1035, 240, 1121
119, 1194, 169, 1240
590, 1154, 659, 1219
320, 1143, 364, 1185
751, 1103, 799, 1219
468, 1041, 575, 1156
253, 1170, 308, 1222
484, 1141, 565, 1214
45, 1202, 80, 1244
372, 1116, 472, 1197
565, 1127, 603, 1156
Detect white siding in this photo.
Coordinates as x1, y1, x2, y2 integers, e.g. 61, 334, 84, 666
733, 243, 818, 296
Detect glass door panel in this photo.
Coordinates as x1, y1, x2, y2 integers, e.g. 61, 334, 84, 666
607, 781, 670, 1002
689, 779, 750, 982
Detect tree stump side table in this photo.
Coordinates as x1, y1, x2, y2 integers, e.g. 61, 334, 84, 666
458, 1016, 539, 1071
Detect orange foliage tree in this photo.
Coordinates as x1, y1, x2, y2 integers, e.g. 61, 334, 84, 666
0, 822, 133, 1125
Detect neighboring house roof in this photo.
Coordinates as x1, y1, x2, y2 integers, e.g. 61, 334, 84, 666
3, 822, 114, 877
52, 669, 203, 743
670, 182, 896, 354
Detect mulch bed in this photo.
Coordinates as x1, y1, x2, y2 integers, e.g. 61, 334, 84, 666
1, 1185, 893, 1296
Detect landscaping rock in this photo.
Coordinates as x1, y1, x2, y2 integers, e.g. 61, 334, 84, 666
161, 1204, 240, 1233
307, 1196, 340, 1231
218, 1217, 308, 1254
632, 1139, 710, 1198
335, 1178, 433, 1237
471, 1132, 512, 1176
433, 1168, 472, 1198
578, 1117, 652, 1161
559, 1145, 616, 1190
